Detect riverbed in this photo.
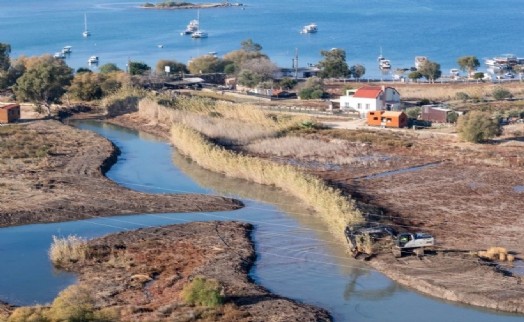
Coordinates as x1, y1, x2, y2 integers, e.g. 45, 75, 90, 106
0, 120, 522, 321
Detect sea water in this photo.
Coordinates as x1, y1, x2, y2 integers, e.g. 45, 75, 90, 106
1, 0, 524, 78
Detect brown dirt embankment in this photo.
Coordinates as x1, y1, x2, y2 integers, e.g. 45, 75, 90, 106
54, 221, 330, 321
0, 120, 242, 227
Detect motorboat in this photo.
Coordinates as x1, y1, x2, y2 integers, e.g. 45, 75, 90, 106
82, 13, 91, 37
87, 55, 99, 64
301, 23, 318, 34
378, 55, 391, 69
414, 56, 427, 69
61, 46, 72, 54
191, 30, 208, 38
53, 52, 65, 59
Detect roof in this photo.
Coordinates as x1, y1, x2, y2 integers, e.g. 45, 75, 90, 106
381, 111, 405, 117
0, 104, 20, 110
353, 86, 383, 99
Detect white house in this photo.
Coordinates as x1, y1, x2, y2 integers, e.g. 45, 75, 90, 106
335, 86, 401, 117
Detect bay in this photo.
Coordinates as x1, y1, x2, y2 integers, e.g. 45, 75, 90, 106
1, 0, 524, 78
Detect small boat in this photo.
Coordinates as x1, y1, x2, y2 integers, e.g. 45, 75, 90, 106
53, 52, 65, 59
450, 68, 460, 77
87, 55, 99, 64
301, 23, 318, 34
61, 46, 72, 54
191, 30, 208, 39
82, 13, 91, 37
377, 48, 391, 70
414, 56, 427, 69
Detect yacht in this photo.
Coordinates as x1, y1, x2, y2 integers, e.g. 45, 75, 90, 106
301, 23, 318, 34
181, 19, 199, 35
191, 30, 208, 38
87, 55, 99, 64
61, 46, 72, 54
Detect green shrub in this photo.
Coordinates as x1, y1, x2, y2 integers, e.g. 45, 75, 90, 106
457, 111, 502, 143
7, 306, 48, 322
455, 92, 470, 101
181, 277, 223, 308
492, 87, 513, 100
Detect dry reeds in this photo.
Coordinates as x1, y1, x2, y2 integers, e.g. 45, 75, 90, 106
170, 123, 364, 240
48, 235, 88, 267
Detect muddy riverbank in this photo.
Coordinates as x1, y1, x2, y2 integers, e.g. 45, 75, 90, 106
0, 120, 242, 228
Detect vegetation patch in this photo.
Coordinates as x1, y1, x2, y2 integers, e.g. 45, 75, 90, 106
181, 277, 224, 308
0, 126, 51, 159
49, 235, 89, 268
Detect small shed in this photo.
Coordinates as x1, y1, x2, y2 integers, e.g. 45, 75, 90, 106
420, 106, 453, 123
0, 104, 21, 123
367, 111, 407, 128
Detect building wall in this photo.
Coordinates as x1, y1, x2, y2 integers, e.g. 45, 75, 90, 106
0, 104, 20, 123
367, 111, 407, 128
340, 97, 380, 116
420, 107, 449, 123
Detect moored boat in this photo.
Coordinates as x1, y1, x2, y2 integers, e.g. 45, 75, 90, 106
87, 55, 99, 64
301, 23, 318, 34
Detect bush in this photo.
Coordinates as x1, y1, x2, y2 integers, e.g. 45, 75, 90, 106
455, 92, 469, 101
492, 87, 513, 100
457, 111, 502, 143
48, 235, 88, 267
404, 107, 421, 119
181, 277, 223, 308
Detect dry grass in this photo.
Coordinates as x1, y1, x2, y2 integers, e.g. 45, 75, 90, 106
170, 123, 363, 240
0, 126, 51, 159
244, 136, 388, 167
393, 82, 524, 101
48, 235, 88, 267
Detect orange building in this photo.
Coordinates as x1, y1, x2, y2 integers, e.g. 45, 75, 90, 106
367, 111, 407, 128
0, 104, 21, 123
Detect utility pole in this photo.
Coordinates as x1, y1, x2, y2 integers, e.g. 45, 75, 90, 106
293, 48, 299, 80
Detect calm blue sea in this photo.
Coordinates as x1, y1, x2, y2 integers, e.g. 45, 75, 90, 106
1, 0, 524, 78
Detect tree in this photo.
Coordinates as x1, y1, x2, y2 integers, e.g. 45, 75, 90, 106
349, 64, 366, 80
76, 67, 92, 74
298, 77, 326, 99
99, 63, 121, 74
405, 107, 421, 119
317, 48, 349, 79
68, 72, 104, 101
278, 77, 297, 90
187, 55, 227, 74
155, 59, 188, 75
128, 61, 150, 76
408, 71, 423, 82
237, 69, 261, 88
0, 43, 12, 89
457, 111, 502, 143
418, 60, 441, 83
457, 56, 480, 75
447, 111, 459, 123
240, 38, 263, 52
239, 57, 278, 83
13, 55, 73, 115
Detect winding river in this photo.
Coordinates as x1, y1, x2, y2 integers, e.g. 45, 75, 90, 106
0, 120, 522, 322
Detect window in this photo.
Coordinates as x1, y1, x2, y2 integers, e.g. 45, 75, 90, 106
373, 117, 378, 120
357, 103, 362, 110
365, 104, 370, 110
344, 102, 349, 108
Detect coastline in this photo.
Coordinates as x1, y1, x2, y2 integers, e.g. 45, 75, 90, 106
140, 2, 244, 10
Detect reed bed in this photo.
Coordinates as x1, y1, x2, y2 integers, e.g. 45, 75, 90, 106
245, 136, 388, 166
48, 235, 88, 267
170, 123, 364, 240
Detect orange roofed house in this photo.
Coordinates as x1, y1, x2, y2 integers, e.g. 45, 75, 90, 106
0, 104, 21, 123
367, 110, 408, 128
337, 85, 401, 117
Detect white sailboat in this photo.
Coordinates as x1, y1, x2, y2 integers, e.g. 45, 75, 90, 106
191, 10, 208, 38
82, 13, 91, 37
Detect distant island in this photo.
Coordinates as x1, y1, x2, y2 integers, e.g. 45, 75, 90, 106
142, 1, 244, 9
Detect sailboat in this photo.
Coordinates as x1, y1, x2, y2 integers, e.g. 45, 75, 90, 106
82, 13, 91, 37
191, 10, 208, 38
378, 47, 391, 70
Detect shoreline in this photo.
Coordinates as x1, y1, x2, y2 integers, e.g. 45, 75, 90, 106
140, 2, 244, 10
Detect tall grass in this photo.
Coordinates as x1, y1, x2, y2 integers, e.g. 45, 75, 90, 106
48, 235, 88, 267
181, 277, 223, 308
171, 123, 363, 239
